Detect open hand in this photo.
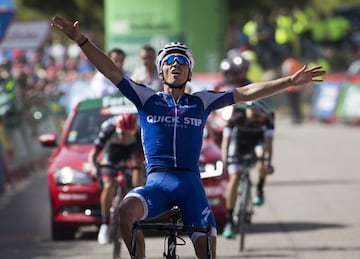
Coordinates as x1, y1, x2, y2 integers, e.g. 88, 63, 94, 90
291, 65, 326, 86
51, 16, 82, 42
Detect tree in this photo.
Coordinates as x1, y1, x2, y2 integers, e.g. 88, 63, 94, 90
14, 0, 105, 47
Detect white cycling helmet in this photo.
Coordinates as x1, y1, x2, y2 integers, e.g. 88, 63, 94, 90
156, 42, 195, 73
220, 55, 249, 74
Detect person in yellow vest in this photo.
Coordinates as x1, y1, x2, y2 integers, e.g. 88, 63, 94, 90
242, 17, 258, 48
310, 12, 328, 54
325, 14, 351, 50
292, 6, 313, 58
275, 8, 296, 59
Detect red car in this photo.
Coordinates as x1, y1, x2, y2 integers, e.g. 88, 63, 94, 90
39, 94, 227, 240
199, 123, 228, 231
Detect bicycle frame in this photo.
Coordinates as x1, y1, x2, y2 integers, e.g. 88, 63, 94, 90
130, 206, 212, 259
97, 163, 130, 259
233, 153, 256, 252
238, 168, 253, 251
111, 169, 126, 259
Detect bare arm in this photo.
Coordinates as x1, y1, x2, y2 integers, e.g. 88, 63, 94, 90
221, 130, 231, 172
51, 16, 123, 85
87, 147, 102, 177
233, 65, 326, 103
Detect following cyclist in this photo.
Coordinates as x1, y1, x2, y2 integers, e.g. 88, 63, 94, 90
215, 56, 276, 238
221, 98, 275, 239
51, 15, 325, 259
88, 113, 145, 245
211, 55, 252, 135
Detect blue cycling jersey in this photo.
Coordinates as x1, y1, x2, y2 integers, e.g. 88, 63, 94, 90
116, 76, 235, 174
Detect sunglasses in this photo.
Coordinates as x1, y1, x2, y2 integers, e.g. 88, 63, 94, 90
163, 54, 190, 66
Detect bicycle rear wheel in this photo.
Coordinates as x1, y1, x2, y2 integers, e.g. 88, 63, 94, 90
238, 178, 251, 252
112, 186, 123, 259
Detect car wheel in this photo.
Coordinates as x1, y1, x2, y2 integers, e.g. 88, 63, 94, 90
52, 222, 76, 241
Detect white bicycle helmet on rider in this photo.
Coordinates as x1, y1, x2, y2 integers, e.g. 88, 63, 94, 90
156, 42, 195, 73
219, 55, 249, 74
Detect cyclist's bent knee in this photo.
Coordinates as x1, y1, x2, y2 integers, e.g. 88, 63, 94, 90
119, 196, 144, 222
190, 227, 217, 244
193, 234, 216, 259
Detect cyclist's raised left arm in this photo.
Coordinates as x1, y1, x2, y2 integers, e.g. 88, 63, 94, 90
233, 65, 325, 103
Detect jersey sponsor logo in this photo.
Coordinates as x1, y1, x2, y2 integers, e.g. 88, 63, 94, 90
146, 115, 202, 127
179, 104, 197, 109
201, 206, 212, 223
154, 101, 170, 107
169, 241, 176, 255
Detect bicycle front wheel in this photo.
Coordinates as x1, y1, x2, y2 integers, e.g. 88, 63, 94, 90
238, 178, 251, 252
112, 186, 123, 259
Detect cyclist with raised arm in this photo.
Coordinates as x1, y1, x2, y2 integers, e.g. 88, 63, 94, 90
88, 113, 145, 245
51, 16, 325, 259
221, 98, 275, 239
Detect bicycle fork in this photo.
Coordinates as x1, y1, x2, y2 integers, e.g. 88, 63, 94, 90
165, 232, 177, 259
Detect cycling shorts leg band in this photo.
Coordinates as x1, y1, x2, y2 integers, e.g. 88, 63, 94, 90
190, 227, 217, 244
123, 191, 149, 220
228, 163, 246, 174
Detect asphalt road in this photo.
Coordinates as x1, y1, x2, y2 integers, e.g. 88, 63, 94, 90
0, 119, 360, 259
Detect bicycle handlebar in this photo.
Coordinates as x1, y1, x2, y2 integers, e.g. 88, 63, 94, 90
134, 221, 212, 234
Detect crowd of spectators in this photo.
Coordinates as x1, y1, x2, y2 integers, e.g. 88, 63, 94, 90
0, 33, 99, 192
225, 6, 358, 72
0, 34, 97, 131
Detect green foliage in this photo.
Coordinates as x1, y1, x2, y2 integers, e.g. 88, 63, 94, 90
14, 0, 105, 47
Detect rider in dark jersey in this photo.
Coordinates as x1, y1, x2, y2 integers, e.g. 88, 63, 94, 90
88, 113, 144, 245
51, 15, 326, 258
214, 55, 276, 238
221, 98, 275, 238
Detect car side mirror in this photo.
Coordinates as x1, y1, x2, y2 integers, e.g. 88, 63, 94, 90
38, 133, 58, 147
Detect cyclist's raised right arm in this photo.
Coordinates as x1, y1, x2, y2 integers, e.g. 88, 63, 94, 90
51, 16, 123, 85
88, 147, 101, 166
90, 120, 114, 165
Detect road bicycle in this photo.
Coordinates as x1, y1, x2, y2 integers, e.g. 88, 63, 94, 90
232, 152, 257, 252
131, 206, 213, 259
97, 163, 136, 259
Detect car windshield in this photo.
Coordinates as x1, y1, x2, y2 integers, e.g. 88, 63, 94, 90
66, 109, 112, 145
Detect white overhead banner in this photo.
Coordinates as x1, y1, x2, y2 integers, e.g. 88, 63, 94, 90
0, 21, 50, 50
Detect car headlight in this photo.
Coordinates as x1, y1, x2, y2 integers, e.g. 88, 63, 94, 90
54, 167, 93, 185
200, 161, 223, 179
